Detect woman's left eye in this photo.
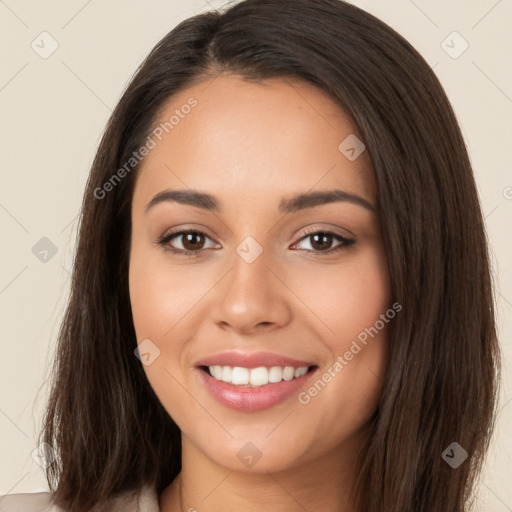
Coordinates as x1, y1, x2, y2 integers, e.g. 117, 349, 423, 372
157, 229, 355, 256
292, 231, 355, 253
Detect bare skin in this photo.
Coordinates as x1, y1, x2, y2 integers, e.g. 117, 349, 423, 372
128, 74, 392, 512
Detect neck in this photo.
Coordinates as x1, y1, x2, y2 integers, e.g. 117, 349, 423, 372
159, 430, 368, 512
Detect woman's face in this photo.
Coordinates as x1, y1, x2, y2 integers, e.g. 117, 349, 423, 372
129, 75, 392, 473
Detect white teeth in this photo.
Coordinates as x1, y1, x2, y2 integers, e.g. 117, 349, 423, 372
212, 365, 223, 379
207, 365, 310, 387
231, 367, 249, 385
221, 366, 232, 383
268, 366, 283, 383
249, 367, 268, 386
294, 367, 308, 378
282, 366, 295, 381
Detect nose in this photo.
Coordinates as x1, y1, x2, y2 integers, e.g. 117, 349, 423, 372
209, 246, 292, 335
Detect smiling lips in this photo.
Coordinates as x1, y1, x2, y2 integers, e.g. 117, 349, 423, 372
195, 351, 318, 411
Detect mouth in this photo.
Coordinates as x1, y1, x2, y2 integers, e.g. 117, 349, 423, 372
195, 363, 319, 412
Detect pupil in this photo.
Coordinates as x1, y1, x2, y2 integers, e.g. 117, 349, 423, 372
312, 233, 331, 250
183, 232, 203, 250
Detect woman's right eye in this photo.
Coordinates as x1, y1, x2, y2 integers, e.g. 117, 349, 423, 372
157, 230, 219, 255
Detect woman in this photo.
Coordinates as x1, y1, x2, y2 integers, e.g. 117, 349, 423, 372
0, 0, 500, 510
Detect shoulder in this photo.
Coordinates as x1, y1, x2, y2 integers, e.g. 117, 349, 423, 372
0, 485, 159, 512
0, 491, 62, 511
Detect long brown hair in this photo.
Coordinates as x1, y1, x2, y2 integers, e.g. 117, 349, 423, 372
39, 1, 501, 510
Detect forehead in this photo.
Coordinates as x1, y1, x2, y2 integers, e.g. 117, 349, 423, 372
133, 75, 375, 210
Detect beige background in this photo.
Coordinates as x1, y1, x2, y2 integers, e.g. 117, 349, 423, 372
0, 0, 510, 509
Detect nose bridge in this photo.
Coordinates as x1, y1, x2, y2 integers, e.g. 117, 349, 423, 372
229, 234, 275, 307
210, 234, 291, 331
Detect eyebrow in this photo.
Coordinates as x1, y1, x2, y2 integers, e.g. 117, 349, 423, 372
145, 188, 375, 214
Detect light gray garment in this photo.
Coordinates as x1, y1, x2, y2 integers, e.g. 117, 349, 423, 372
0, 484, 160, 512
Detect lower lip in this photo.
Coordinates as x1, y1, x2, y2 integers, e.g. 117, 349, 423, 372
196, 367, 317, 412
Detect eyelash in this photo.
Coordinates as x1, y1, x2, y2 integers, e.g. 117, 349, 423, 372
157, 227, 355, 257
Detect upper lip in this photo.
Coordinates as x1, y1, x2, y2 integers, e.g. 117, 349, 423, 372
195, 351, 315, 369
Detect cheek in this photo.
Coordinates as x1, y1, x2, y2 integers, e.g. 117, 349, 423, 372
291, 242, 391, 347
128, 242, 204, 341
334, 246, 391, 341
128, 248, 200, 428
129, 263, 174, 339
330, 245, 391, 382
292, 245, 391, 432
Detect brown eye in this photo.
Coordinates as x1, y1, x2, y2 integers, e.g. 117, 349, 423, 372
180, 232, 206, 251
294, 231, 354, 253
309, 233, 335, 251
157, 230, 219, 255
